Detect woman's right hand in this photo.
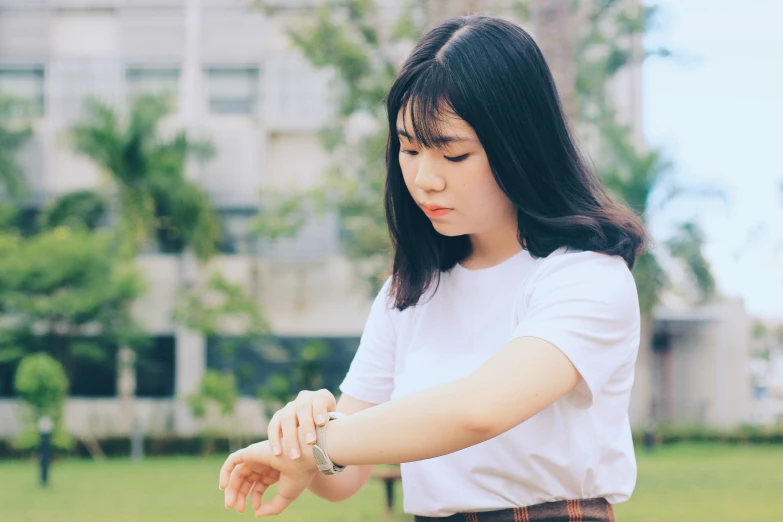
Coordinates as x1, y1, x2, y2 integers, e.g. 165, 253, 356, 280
267, 389, 337, 460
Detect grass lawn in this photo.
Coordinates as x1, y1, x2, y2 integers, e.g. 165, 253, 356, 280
1, 443, 782, 521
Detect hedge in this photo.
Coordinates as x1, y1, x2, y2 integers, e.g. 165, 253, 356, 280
2, 425, 782, 460
0, 435, 259, 460
632, 424, 783, 446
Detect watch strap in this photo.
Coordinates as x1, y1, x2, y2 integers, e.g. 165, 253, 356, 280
313, 411, 346, 475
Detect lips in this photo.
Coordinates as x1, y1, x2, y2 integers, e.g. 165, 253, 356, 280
421, 204, 452, 218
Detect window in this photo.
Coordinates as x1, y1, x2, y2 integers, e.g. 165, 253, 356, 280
126, 66, 180, 108
206, 66, 259, 115
69, 342, 118, 397
136, 336, 176, 398
0, 65, 45, 116
216, 208, 259, 255
206, 336, 360, 397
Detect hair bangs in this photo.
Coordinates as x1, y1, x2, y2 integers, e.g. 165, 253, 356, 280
397, 65, 461, 151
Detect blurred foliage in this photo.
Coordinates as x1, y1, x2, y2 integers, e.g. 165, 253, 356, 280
40, 190, 108, 231
0, 92, 34, 232
14, 353, 68, 419
257, 373, 293, 419
252, 189, 312, 242
4, 425, 783, 460
572, 0, 718, 314
257, 339, 330, 419
69, 94, 219, 259
255, 0, 497, 291
175, 273, 269, 442
13, 353, 74, 451
174, 273, 269, 360
632, 423, 783, 446
0, 227, 146, 381
188, 370, 238, 419
665, 221, 716, 304
0, 92, 33, 200
749, 319, 783, 361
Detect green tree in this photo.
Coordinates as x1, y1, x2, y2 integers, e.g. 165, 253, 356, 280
187, 369, 240, 451
574, 1, 717, 313
257, 339, 331, 420
175, 273, 269, 448
39, 190, 108, 231
69, 94, 228, 439
174, 273, 269, 356
69, 94, 219, 258
573, 1, 720, 424
13, 353, 71, 450
0, 226, 145, 388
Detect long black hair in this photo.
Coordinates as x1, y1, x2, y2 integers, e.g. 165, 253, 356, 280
385, 15, 646, 310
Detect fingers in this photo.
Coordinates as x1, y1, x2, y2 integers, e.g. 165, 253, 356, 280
218, 448, 244, 490
250, 481, 263, 513
225, 467, 275, 514
255, 492, 294, 518
267, 410, 282, 456
296, 394, 318, 448
267, 389, 338, 461
235, 475, 255, 514
310, 389, 331, 429
250, 471, 279, 512
224, 462, 253, 509
280, 401, 300, 459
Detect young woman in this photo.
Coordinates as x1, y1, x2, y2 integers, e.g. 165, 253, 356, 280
220, 15, 644, 521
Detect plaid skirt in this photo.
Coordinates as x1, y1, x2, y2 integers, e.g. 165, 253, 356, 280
414, 498, 614, 522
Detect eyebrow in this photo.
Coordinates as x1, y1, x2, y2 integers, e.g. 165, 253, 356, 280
396, 128, 476, 146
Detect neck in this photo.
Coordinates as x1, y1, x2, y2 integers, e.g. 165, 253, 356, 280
464, 220, 522, 270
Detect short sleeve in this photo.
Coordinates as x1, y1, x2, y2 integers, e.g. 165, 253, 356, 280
339, 278, 398, 404
511, 251, 641, 409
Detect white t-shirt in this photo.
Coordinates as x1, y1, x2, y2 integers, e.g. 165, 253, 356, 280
339, 247, 641, 517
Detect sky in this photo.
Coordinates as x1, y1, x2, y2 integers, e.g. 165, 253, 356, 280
642, 0, 783, 319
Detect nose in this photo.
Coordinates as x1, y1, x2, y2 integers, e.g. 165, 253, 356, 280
414, 155, 446, 192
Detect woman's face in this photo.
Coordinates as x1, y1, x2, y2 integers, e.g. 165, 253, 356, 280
397, 107, 517, 238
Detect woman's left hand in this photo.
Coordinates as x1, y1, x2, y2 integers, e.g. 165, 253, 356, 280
219, 439, 319, 517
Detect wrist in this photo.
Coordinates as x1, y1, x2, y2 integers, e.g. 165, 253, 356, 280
301, 445, 319, 474
313, 412, 346, 475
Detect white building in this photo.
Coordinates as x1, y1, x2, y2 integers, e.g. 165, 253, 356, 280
0, 0, 752, 440
0, 0, 371, 438
640, 300, 752, 427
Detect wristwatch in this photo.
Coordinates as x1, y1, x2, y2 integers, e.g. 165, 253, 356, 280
313, 411, 346, 475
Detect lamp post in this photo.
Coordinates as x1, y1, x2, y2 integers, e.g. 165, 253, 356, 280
37, 416, 53, 487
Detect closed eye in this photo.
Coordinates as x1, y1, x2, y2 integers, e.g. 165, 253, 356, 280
445, 154, 469, 163
401, 149, 419, 156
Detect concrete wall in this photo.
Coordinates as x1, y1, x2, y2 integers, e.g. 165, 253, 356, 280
0, 397, 270, 438
630, 299, 753, 428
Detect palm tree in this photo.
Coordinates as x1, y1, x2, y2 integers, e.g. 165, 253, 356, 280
69, 94, 220, 439
70, 94, 219, 259
567, 0, 718, 423
597, 110, 717, 422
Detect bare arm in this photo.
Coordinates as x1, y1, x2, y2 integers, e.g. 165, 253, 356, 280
325, 336, 581, 466
307, 394, 378, 502
220, 338, 581, 516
